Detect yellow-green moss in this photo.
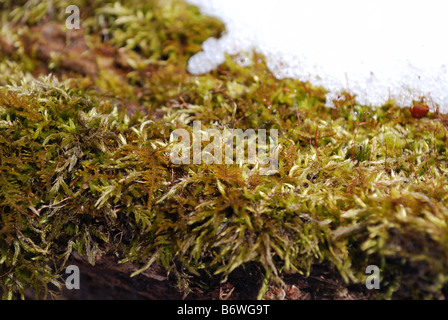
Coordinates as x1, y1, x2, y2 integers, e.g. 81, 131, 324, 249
1, 0, 448, 300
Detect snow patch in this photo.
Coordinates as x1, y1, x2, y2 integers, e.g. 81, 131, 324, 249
186, 0, 448, 112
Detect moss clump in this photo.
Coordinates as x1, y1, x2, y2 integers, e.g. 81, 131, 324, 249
1, 0, 448, 300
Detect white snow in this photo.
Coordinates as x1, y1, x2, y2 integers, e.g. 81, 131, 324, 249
186, 0, 448, 112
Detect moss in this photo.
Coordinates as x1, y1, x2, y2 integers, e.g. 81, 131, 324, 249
1, 0, 448, 300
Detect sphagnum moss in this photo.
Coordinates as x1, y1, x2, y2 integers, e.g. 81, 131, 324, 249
1, 0, 448, 300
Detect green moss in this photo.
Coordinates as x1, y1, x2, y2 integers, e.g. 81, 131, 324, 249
1, 0, 448, 300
